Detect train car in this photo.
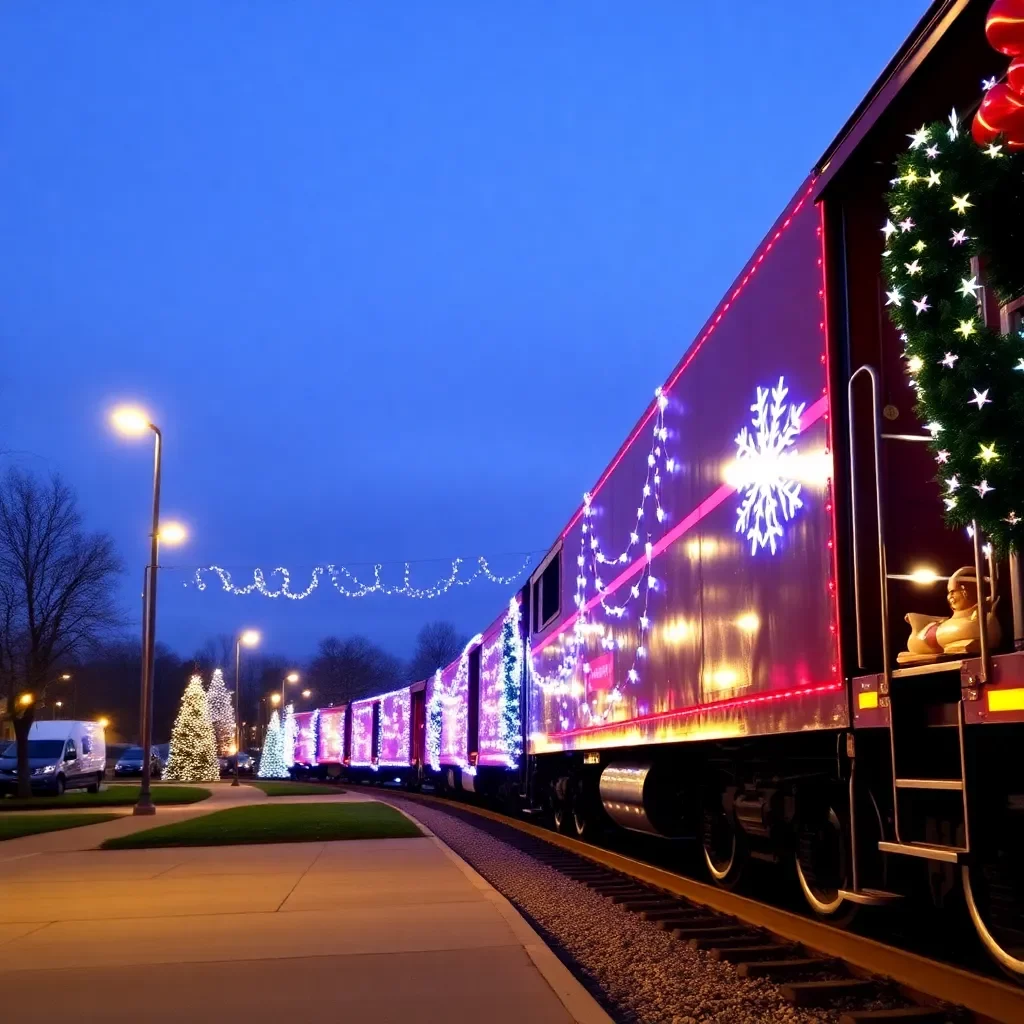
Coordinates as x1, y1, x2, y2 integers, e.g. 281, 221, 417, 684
314, 704, 347, 778
304, 0, 1024, 977
291, 710, 318, 771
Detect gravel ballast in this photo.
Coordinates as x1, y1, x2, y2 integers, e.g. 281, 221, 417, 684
382, 796, 884, 1024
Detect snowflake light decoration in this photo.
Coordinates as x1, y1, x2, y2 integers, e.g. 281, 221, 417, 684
732, 376, 806, 555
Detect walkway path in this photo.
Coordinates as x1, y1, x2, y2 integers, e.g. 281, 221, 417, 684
0, 793, 609, 1023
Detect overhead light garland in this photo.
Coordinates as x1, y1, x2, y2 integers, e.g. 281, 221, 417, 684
881, 110, 1024, 551
188, 553, 532, 600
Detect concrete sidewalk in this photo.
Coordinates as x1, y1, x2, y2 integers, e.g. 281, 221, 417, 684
0, 801, 610, 1023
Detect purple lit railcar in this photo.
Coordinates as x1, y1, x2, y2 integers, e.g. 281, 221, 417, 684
528, 190, 841, 757
292, 711, 318, 768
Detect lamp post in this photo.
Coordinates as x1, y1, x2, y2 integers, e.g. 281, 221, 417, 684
280, 671, 300, 710
110, 404, 188, 817
233, 630, 260, 786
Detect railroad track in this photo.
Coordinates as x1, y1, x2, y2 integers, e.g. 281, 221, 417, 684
378, 787, 1024, 1024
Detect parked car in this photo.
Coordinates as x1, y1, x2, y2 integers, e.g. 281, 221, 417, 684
0, 720, 107, 796
113, 745, 165, 779
219, 752, 254, 777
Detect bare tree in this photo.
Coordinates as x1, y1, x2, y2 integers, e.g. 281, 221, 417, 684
308, 636, 403, 705
0, 470, 122, 795
195, 634, 235, 671
407, 621, 467, 681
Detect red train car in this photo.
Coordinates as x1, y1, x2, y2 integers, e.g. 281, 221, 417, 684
294, 0, 1024, 976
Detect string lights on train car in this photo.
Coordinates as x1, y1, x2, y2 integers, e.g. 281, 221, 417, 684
188, 553, 532, 600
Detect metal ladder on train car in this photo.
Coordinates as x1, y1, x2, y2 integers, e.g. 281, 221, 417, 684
847, 366, 992, 873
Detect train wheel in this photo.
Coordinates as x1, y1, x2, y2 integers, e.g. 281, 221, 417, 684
962, 810, 1024, 984
795, 807, 858, 925
552, 802, 568, 834
702, 807, 745, 889
572, 806, 593, 839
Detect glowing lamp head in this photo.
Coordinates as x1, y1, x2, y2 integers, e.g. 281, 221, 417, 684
110, 405, 151, 437
909, 566, 941, 585
55, 701, 63, 708
286, 672, 300, 684
97, 716, 110, 729
158, 521, 188, 546
17, 692, 33, 708
270, 693, 281, 706
60, 673, 71, 681
302, 689, 311, 698
240, 630, 260, 647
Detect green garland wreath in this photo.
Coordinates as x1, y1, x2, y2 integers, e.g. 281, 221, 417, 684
882, 112, 1024, 553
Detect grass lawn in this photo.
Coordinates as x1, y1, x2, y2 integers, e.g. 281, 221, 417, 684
102, 801, 422, 849
245, 781, 347, 797
0, 785, 211, 812
0, 813, 120, 841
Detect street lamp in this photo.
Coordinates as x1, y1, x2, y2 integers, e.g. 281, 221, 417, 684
98, 716, 110, 730
270, 693, 282, 706
301, 689, 311, 699
279, 671, 301, 710
53, 700, 63, 720
233, 630, 260, 786
111, 403, 170, 818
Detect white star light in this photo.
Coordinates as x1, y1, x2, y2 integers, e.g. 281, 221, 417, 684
945, 497, 958, 511
948, 108, 960, 140
908, 125, 930, 149
1006, 512, 1021, 526
951, 229, 968, 246
913, 295, 931, 315
969, 389, 991, 409
956, 319, 977, 339
899, 217, 915, 232
951, 194, 973, 215
882, 219, 897, 240
941, 352, 958, 367
986, 143, 1005, 159
936, 449, 950, 464
925, 144, 940, 159
958, 276, 981, 300
886, 286, 904, 307
975, 480, 994, 497
1015, 359, 1024, 372
926, 169, 942, 187
982, 76, 998, 91
926, 421, 943, 436
905, 259, 922, 276
946, 476, 960, 493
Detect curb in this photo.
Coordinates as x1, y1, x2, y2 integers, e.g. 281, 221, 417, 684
386, 800, 613, 1024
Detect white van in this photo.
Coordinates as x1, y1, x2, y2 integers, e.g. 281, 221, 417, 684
0, 720, 107, 796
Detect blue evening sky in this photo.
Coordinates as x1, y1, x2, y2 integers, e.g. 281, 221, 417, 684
1, 2, 926, 663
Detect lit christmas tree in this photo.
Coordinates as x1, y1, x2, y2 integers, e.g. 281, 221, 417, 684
282, 703, 296, 768
205, 668, 235, 757
257, 710, 289, 778
499, 597, 523, 768
163, 675, 221, 783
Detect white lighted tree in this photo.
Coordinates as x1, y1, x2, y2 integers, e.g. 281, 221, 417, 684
205, 668, 235, 756
257, 710, 289, 779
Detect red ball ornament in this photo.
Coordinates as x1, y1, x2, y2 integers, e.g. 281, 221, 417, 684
986, 0, 1024, 56
973, 109, 1001, 144
975, 81, 1024, 142
1009, 55, 1024, 92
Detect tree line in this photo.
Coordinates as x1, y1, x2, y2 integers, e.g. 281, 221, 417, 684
0, 466, 468, 793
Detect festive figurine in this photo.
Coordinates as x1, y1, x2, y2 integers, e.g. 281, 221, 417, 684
899, 567, 1001, 664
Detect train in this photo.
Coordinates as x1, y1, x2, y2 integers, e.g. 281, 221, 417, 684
282, 0, 1024, 980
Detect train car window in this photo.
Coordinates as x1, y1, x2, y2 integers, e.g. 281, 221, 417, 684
532, 547, 561, 633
